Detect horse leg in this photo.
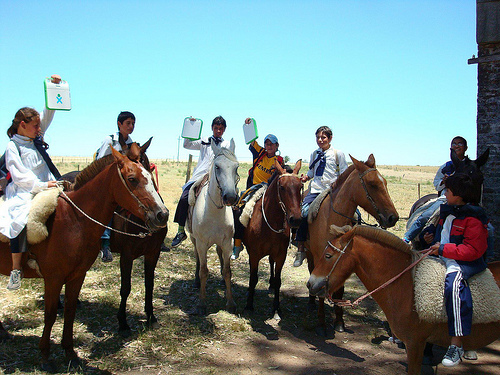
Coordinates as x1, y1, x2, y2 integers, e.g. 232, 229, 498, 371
196, 246, 209, 316
219, 244, 236, 313
271, 260, 285, 320
332, 286, 345, 332
39, 280, 64, 372
307, 253, 317, 310
144, 250, 161, 329
0, 320, 11, 342
193, 242, 201, 289
405, 339, 426, 375
268, 256, 275, 292
61, 275, 86, 371
216, 245, 226, 287
245, 258, 258, 312
118, 255, 133, 337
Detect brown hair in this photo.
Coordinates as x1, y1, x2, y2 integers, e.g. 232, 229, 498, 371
7, 107, 40, 138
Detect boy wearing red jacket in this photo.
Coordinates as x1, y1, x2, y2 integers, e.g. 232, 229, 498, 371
424, 173, 489, 367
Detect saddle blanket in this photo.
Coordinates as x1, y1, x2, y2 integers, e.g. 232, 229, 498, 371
0, 187, 61, 245
413, 256, 500, 324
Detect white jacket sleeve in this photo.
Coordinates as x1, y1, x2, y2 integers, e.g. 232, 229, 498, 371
97, 136, 113, 159
5, 142, 47, 194
337, 150, 349, 175
307, 151, 316, 179
183, 138, 202, 151
433, 163, 447, 192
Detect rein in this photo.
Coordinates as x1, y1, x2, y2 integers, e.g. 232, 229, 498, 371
261, 174, 299, 234
59, 165, 152, 238
325, 239, 434, 307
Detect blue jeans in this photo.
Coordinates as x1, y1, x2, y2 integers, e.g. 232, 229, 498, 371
405, 199, 443, 241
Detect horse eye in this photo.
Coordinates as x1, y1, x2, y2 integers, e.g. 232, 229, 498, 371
325, 253, 332, 259
127, 177, 138, 186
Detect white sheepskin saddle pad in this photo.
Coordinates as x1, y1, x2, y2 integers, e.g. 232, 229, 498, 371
0, 187, 62, 245
413, 256, 500, 324
188, 173, 209, 206
307, 187, 331, 224
239, 185, 266, 228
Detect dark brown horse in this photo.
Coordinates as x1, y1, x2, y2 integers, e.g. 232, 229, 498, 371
305, 154, 399, 335
242, 160, 303, 318
307, 225, 500, 375
0, 148, 168, 372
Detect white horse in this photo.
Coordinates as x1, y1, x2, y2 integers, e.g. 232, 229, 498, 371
188, 139, 239, 315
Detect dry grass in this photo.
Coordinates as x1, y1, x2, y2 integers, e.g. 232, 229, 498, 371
0, 160, 437, 374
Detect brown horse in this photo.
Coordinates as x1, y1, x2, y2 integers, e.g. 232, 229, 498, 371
242, 160, 303, 318
305, 154, 399, 335
307, 225, 500, 375
109, 139, 168, 336
0, 147, 168, 372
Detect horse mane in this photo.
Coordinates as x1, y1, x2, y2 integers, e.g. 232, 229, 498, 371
73, 154, 115, 191
352, 225, 413, 254
331, 164, 356, 194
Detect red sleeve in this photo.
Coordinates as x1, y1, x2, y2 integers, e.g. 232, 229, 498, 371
442, 217, 488, 262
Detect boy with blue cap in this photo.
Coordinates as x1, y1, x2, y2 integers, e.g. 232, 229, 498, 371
231, 118, 284, 259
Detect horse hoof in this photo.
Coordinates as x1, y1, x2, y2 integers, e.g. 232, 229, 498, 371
272, 311, 281, 321
67, 358, 82, 372
119, 328, 132, 338
41, 360, 57, 373
315, 325, 334, 338
334, 322, 345, 333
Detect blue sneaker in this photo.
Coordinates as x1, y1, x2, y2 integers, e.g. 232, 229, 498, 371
231, 246, 243, 260
171, 232, 187, 248
442, 345, 464, 367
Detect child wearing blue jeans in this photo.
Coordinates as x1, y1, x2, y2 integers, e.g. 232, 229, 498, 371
424, 173, 489, 367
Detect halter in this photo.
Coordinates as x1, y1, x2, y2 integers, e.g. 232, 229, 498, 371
329, 167, 383, 227
261, 174, 300, 234
59, 164, 153, 238
322, 238, 353, 299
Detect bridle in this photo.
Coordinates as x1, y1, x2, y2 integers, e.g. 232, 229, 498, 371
330, 167, 383, 227
261, 174, 301, 234
322, 237, 353, 299
59, 164, 153, 238
207, 153, 240, 210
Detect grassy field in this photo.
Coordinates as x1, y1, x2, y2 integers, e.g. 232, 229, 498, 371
0, 159, 438, 374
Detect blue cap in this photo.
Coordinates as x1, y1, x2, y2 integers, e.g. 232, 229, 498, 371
264, 134, 278, 144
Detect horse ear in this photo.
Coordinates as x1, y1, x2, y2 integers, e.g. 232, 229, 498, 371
111, 146, 127, 167
365, 154, 376, 168
292, 159, 302, 175
229, 138, 236, 153
475, 148, 489, 168
349, 154, 363, 170
274, 159, 286, 175
141, 137, 153, 153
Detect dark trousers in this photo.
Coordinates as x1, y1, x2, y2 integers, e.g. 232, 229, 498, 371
10, 227, 27, 253
445, 271, 473, 337
173, 182, 194, 227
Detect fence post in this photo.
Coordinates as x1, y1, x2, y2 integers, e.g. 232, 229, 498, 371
185, 154, 193, 183
418, 183, 421, 199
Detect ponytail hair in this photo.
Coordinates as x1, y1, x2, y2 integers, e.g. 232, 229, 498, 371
7, 107, 39, 138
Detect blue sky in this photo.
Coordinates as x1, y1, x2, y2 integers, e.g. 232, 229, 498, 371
0, 1, 479, 166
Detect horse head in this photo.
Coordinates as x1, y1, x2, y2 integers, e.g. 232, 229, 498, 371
272, 159, 303, 228
210, 138, 239, 206
111, 147, 168, 231
451, 148, 489, 204
349, 154, 399, 229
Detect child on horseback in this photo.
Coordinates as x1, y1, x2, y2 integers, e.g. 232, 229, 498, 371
424, 173, 489, 367
95, 111, 136, 262
293, 125, 348, 267
0, 74, 62, 290
171, 116, 232, 248
403, 136, 468, 243
231, 117, 284, 260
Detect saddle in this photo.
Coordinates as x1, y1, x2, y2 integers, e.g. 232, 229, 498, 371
188, 174, 209, 206
0, 187, 62, 245
413, 256, 500, 324
239, 185, 267, 228
307, 187, 331, 224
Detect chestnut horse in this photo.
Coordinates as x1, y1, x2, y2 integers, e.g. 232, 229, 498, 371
242, 160, 303, 318
305, 154, 399, 335
307, 225, 500, 375
0, 147, 168, 372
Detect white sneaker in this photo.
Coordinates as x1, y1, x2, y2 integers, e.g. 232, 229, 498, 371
293, 251, 306, 267
231, 246, 243, 260
442, 345, 464, 367
7, 269, 22, 291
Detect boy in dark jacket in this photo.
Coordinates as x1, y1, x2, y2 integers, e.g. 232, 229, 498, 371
423, 173, 489, 367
